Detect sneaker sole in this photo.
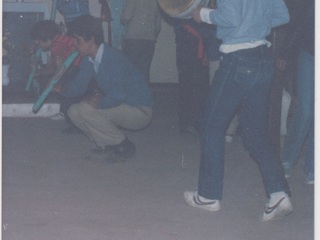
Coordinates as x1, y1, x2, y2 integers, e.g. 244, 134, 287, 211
261, 198, 293, 222
183, 192, 220, 212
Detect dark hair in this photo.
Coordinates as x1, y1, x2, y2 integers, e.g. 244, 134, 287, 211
30, 20, 60, 41
70, 15, 104, 45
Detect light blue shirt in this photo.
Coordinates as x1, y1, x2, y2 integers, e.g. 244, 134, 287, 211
200, 0, 289, 51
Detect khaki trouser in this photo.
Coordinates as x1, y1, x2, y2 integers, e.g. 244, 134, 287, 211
68, 102, 153, 147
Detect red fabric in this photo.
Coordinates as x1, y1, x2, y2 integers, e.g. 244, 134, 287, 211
181, 24, 208, 66
51, 35, 81, 67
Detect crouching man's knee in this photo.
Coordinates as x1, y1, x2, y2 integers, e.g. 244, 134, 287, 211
67, 103, 82, 122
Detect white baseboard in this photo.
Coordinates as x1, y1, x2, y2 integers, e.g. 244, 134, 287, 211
2, 103, 60, 117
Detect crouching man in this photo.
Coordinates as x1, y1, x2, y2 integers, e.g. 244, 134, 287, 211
56, 15, 153, 160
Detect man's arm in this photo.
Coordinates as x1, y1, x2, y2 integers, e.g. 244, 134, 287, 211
59, 57, 96, 98
271, 0, 290, 28
194, 0, 242, 27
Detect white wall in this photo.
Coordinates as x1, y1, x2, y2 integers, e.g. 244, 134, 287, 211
150, 20, 178, 83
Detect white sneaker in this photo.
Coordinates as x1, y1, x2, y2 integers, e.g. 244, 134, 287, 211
306, 173, 314, 185
306, 179, 314, 185
261, 195, 293, 221
184, 191, 220, 212
51, 112, 65, 121
225, 135, 233, 143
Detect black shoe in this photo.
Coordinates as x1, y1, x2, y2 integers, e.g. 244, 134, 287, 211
91, 146, 113, 155
113, 138, 136, 160
61, 125, 82, 135
91, 138, 135, 161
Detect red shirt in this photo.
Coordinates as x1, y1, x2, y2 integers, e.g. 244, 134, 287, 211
51, 34, 81, 67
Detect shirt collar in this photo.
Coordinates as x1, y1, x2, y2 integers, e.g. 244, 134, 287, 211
89, 43, 104, 72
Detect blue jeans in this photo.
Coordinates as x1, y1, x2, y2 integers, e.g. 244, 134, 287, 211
197, 45, 290, 200
282, 50, 314, 179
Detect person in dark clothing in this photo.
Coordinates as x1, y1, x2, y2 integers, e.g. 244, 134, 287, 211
56, 0, 90, 33
120, 0, 161, 83
173, 19, 211, 135
280, 0, 315, 184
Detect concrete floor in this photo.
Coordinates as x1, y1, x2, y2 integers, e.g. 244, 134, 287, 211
2, 86, 314, 240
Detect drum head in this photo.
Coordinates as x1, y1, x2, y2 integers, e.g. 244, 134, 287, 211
158, 0, 194, 16
158, 0, 209, 18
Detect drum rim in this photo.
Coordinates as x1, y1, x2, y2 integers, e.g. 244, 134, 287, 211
158, 0, 207, 16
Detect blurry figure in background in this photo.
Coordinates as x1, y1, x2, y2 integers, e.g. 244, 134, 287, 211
101, 0, 125, 49
56, 0, 90, 34
30, 20, 83, 133
279, 0, 315, 184
99, 0, 113, 46
173, 19, 211, 136
120, 0, 161, 83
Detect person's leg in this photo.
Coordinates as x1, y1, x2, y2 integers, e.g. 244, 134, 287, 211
184, 52, 242, 211
236, 46, 290, 197
197, 52, 250, 200
305, 122, 314, 183
121, 39, 135, 61
68, 102, 152, 147
175, 30, 195, 132
301, 51, 315, 182
122, 39, 156, 82
99, 104, 153, 159
234, 46, 292, 221
109, 0, 125, 49
209, 60, 238, 142
100, 104, 153, 131
191, 60, 210, 131
58, 95, 83, 122
175, 30, 209, 133
135, 40, 156, 82
282, 50, 314, 177
68, 102, 122, 146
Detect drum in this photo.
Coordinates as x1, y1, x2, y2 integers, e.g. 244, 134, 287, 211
157, 0, 209, 19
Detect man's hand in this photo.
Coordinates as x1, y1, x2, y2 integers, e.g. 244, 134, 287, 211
35, 64, 56, 79
85, 90, 103, 109
53, 81, 63, 93
192, 7, 203, 23
55, 55, 64, 68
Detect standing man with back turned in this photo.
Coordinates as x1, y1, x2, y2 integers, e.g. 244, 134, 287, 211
184, 0, 293, 221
